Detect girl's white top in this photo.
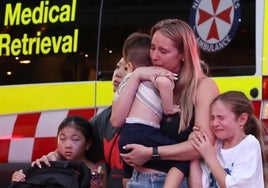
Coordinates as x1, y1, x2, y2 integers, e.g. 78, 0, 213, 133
201, 134, 264, 188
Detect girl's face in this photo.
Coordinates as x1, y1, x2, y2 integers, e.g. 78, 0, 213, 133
150, 30, 183, 73
57, 126, 89, 161
210, 101, 245, 144
112, 58, 128, 92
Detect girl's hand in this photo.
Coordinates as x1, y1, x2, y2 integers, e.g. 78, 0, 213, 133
188, 126, 201, 140
171, 104, 181, 114
11, 169, 25, 183
190, 130, 216, 159
120, 144, 151, 167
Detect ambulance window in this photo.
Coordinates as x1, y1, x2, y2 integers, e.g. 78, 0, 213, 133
0, 0, 256, 85
99, 0, 256, 78
0, 1, 100, 85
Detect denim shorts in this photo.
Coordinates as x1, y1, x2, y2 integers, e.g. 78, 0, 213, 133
126, 169, 189, 188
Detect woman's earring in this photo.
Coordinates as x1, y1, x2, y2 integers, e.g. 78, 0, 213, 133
181, 58, 185, 63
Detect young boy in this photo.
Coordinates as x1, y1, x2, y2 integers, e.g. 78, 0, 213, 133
112, 32, 187, 188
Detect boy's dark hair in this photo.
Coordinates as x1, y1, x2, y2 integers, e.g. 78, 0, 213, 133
122, 32, 152, 67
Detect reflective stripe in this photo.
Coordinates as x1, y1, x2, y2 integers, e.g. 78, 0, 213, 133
0, 81, 113, 115
213, 76, 262, 100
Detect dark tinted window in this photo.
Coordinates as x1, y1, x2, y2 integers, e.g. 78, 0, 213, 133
0, 0, 255, 85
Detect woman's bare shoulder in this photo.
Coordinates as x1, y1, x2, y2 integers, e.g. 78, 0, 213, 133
198, 76, 218, 92
196, 77, 219, 102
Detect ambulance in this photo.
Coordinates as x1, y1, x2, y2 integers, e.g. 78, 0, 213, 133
0, 0, 267, 163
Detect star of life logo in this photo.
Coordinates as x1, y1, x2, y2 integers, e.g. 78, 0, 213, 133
189, 0, 241, 53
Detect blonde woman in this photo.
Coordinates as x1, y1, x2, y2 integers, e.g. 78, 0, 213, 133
110, 19, 219, 187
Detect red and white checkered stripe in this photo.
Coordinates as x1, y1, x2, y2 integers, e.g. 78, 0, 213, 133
0, 108, 95, 163
2, 107, 267, 163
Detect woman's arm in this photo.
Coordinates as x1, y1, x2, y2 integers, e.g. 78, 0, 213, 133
121, 77, 219, 164
156, 77, 218, 160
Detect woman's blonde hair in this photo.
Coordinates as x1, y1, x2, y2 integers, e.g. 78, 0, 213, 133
151, 19, 208, 132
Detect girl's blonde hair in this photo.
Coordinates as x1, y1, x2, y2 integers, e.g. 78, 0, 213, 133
151, 19, 208, 132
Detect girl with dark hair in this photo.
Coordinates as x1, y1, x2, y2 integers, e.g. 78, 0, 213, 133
11, 116, 107, 188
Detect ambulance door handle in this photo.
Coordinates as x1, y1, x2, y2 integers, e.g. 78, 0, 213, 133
250, 88, 259, 98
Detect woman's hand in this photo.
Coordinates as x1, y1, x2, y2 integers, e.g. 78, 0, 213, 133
120, 144, 151, 167
11, 169, 25, 183
31, 151, 59, 168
